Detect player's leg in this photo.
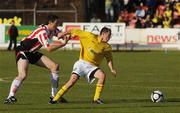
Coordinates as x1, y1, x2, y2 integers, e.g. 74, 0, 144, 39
35, 55, 59, 97
13, 37, 17, 50
52, 73, 79, 102
7, 38, 13, 50
4, 59, 29, 104
93, 69, 106, 104
51, 60, 84, 104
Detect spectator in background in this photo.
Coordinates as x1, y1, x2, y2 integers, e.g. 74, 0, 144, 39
105, 0, 114, 21
128, 17, 137, 28
143, 15, 153, 28
173, 9, 180, 27
125, 0, 135, 12
121, 9, 129, 25
146, 0, 157, 15
172, 2, 180, 27
135, 17, 142, 28
152, 11, 163, 27
117, 14, 124, 23
7, 20, 19, 51
175, 2, 180, 15
90, 14, 101, 23
135, 3, 146, 18
164, 4, 172, 20
112, 0, 125, 21
163, 4, 173, 28
162, 16, 171, 28
116, 0, 179, 28
157, 4, 166, 18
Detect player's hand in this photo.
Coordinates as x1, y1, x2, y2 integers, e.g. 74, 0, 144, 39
63, 35, 71, 44
111, 69, 117, 77
57, 31, 70, 39
57, 32, 65, 39
58, 35, 71, 45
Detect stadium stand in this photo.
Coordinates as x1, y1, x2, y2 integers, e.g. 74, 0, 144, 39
0, 0, 179, 28
115, 0, 180, 28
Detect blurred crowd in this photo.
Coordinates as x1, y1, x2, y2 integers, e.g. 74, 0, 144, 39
105, 0, 180, 28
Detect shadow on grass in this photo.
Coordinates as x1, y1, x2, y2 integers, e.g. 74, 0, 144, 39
58, 98, 151, 104
1, 98, 180, 112
105, 98, 151, 103
166, 98, 180, 102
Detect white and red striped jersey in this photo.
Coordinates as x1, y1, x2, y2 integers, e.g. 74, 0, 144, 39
20, 25, 60, 52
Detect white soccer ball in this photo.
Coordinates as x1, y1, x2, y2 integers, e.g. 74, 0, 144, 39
151, 90, 164, 102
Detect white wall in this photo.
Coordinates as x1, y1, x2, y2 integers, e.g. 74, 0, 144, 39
125, 28, 180, 45
0, 24, 5, 43
0, 23, 180, 49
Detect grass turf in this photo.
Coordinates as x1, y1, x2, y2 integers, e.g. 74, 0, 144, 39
1, 50, 180, 113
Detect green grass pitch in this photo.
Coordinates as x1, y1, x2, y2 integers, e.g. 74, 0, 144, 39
1, 50, 180, 113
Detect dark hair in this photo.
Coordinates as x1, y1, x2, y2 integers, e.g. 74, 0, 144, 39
100, 27, 111, 35
47, 14, 59, 24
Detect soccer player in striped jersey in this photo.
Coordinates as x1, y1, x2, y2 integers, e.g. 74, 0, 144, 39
50, 27, 117, 104
4, 15, 69, 104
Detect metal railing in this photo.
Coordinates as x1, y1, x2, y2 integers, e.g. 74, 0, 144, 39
0, 2, 78, 25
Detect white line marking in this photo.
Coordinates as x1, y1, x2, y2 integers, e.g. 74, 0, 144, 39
1, 77, 180, 89
0, 77, 12, 82
0, 78, 5, 82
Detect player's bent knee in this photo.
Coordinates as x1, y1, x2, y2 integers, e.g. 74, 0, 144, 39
55, 63, 59, 71
70, 78, 77, 86
95, 71, 106, 80
96, 72, 106, 84
66, 74, 78, 88
68, 81, 75, 87
99, 74, 106, 82
66, 80, 76, 88
51, 63, 59, 72
100, 72, 106, 79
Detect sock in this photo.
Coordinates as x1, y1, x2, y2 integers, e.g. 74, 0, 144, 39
53, 85, 68, 101
8, 79, 21, 98
94, 84, 104, 101
50, 72, 59, 97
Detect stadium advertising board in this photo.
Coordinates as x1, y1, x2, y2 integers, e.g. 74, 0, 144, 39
146, 29, 180, 44
63, 23, 125, 44
0, 16, 22, 26
5, 25, 36, 43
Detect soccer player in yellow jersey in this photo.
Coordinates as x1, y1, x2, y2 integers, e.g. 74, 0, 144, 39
50, 27, 117, 104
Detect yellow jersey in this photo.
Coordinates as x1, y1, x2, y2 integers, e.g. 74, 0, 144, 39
70, 29, 112, 66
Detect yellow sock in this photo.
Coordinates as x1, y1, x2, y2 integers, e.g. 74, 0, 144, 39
94, 84, 104, 101
53, 85, 68, 101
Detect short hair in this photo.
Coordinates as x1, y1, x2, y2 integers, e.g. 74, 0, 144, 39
100, 27, 111, 35
47, 14, 59, 23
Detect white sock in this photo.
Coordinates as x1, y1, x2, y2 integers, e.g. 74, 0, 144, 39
50, 72, 59, 97
8, 79, 21, 98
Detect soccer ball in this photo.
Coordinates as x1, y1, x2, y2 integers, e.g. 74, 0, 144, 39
151, 90, 164, 102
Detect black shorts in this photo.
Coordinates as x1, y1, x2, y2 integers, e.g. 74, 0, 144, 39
15, 46, 43, 64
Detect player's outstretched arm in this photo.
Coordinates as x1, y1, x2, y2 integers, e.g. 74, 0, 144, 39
46, 35, 70, 52
57, 30, 72, 39
107, 60, 117, 77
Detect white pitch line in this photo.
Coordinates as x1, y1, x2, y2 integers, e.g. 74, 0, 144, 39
0, 77, 12, 82
0, 78, 5, 82
1, 78, 180, 89
17, 81, 180, 89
